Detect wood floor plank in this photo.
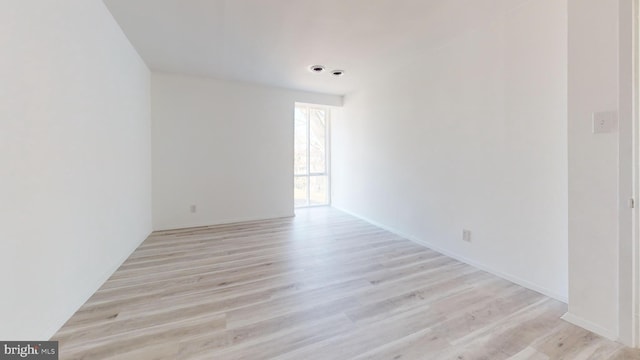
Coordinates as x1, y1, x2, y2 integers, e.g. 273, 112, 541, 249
52, 207, 640, 359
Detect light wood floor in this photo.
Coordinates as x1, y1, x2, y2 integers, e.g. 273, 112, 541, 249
54, 207, 640, 359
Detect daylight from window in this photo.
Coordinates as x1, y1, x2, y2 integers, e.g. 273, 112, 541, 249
294, 104, 330, 207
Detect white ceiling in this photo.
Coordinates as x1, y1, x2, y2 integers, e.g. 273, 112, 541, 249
103, 0, 528, 95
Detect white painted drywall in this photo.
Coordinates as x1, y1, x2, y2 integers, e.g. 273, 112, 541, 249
332, 0, 568, 301
103, 0, 533, 95
0, 1, 152, 339
151, 73, 342, 230
616, 0, 636, 346
564, 0, 622, 340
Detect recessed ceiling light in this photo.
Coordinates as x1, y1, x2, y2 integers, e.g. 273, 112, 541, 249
331, 70, 345, 77
309, 65, 326, 73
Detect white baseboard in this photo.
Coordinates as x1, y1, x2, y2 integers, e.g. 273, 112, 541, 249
332, 206, 568, 303
46, 229, 151, 339
561, 312, 617, 341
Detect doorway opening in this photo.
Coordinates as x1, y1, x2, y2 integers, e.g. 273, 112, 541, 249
294, 103, 330, 207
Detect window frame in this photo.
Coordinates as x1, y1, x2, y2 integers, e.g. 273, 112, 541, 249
294, 103, 331, 208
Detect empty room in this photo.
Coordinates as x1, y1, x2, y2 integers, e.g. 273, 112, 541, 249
3, 0, 640, 359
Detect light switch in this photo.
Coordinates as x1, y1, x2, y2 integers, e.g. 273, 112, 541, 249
592, 111, 618, 134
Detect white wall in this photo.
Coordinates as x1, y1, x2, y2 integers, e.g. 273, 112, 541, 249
333, 0, 568, 300
151, 73, 342, 230
0, 1, 152, 340
564, 0, 624, 340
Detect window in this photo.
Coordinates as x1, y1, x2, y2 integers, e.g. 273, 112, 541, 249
294, 104, 330, 207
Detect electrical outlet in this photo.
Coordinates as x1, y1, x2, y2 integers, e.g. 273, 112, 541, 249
462, 229, 471, 242
190, 205, 197, 213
